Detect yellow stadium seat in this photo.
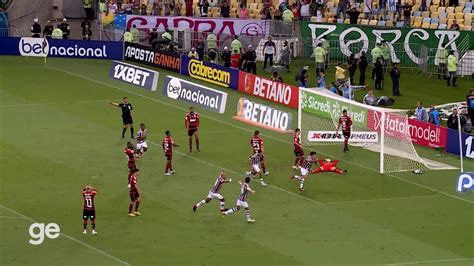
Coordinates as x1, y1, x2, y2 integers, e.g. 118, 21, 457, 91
431, 12, 439, 18
422, 11, 430, 17
448, 13, 456, 20
229, 13, 236, 18
430, 5, 438, 13
327, 2, 334, 9
439, 18, 448, 24
465, 18, 472, 26
446, 7, 454, 13
438, 7, 445, 13
344, 18, 350, 24
455, 6, 463, 13
464, 25, 473, 31
310, 16, 317, 22
361, 19, 369, 25
412, 5, 420, 12
369, 19, 378, 25
413, 21, 422, 27
430, 23, 439, 29
414, 16, 423, 23
456, 13, 464, 20
257, 3, 264, 9
386, 20, 394, 27
432, 0, 440, 5
249, 3, 257, 10
247, 0, 254, 3
421, 22, 430, 28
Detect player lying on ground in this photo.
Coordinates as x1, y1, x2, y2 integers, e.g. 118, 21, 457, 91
336, 109, 352, 153
128, 168, 141, 217
82, 185, 98, 235
311, 159, 347, 175
292, 128, 304, 169
162, 130, 179, 176
193, 171, 232, 213
246, 150, 267, 186
124, 142, 137, 174
290, 151, 317, 191
250, 130, 269, 175
185, 106, 200, 153
136, 123, 148, 159
223, 177, 256, 224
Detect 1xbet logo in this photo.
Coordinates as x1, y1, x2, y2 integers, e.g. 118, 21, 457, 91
456, 173, 474, 193
28, 222, 60, 245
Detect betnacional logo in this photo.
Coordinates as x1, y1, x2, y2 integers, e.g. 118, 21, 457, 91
456, 173, 474, 192
307, 131, 378, 143
188, 59, 231, 87
234, 97, 293, 132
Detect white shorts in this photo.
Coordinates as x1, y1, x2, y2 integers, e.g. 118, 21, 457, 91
300, 167, 309, 176
136, 142, 148, 151
252, 164, 261, 173
236, 199, 249, 208
207, 191, 224, 200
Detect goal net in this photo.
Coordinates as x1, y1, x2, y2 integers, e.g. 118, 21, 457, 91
298, 87, 455, 173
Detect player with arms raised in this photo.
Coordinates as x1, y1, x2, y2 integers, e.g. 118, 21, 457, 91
336, 109, 352, 153
223, 177, 256, 224
82, 185, 98, 235
136, 123, 148, 159
246, 151, 267, 186
290, 151, 317, 191
292, 128, 304, 169
193, 171, 232, 213
250, 131, 269, 175
185, 107, 200, 153
124, 142, 136, 173
128, 169, 141, 217
311, 158, 347, 175
162, 130, 179, 176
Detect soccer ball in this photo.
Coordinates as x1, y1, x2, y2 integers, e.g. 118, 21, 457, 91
412, 169, 423, 174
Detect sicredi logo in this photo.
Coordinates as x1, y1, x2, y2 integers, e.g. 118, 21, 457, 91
28, 222, 60, 245
162, 76, 227, 113
109, 61, 159, 91
19, 37, 48, 57
236, 97, 293, 131
457, 173, 474, 192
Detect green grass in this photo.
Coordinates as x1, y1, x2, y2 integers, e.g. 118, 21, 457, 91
0, 56, 473, 266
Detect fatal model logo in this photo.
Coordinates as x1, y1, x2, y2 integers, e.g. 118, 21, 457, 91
456, 173, 474, 192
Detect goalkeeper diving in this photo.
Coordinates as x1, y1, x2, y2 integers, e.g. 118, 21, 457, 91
311, 159, 347, 175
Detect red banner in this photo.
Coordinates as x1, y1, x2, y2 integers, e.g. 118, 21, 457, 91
407, 118, 447, 148
237, 71, 299, 109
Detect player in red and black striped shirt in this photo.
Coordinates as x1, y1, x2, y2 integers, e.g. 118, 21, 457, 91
162, 130, 179, 176
128, 168, 141, 217
82, 185, 97, 235
250, 130, 268, 175
336, 110, 353, 153
185, 107, 200, 153
124, 142, 136, 173
292, 128, 304, 169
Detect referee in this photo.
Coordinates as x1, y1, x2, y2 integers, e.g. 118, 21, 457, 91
109, 97, 135, 138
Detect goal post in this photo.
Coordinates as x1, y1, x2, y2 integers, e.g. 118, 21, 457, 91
298, 87, 434, 174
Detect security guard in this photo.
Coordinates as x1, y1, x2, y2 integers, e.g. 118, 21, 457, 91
123, 28, 133, 43
282, 8, 294, 22
381, 40, 390, 72
84, 0, 93, 20
321, 37, 329, 69
206, 32, 217, 51
43, 20, 54, 38
437, 44, 448, 80
447, 50, 458, 87
230, 36, 241, 54
51, 26, 63, 39
371, 42, 382, 79
221, 46, 231, 67
243, 45, 257, 74
312, 43, 325, 76
161, 29, 172, 42
31, 18, 41, 38
59, 18, 70, 40
130, 25, 140, 43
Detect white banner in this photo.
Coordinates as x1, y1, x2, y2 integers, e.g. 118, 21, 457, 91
126, 15, 270, 36
234, 97, 293, 132
307, 131, 379, 143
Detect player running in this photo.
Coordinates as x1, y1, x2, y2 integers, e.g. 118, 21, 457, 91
193, 171, 232, 213
82, 185, 98, 235
185, 107, 200, 153
336, 109, 352, 153
223, 177, 256, 224
289, 151, 317, 191
311, 158, 347, 175
124, 142, 136, 173
250, 130, 269, 175
292, 128, 304, 169
246, 151, 267, 186
162, 130, 179, 176
128, 168, 141, 217
136, 123, 148, 159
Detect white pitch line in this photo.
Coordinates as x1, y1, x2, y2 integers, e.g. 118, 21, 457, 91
324, 194, 442, 205
0, 99, 106, 108
384, 257, 474, 265
0, 204, 131, 266
0, 215, 26, 219
147, 129, 238, 137
46, 65, 473, 205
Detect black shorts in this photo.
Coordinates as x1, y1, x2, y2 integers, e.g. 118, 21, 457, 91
83, 209, 96, 219
122, 115, 133, 125
187, 128, 198, 136
130, 190, 140, 201
165, 153, 172, 161
294, 150, 304, 157
342, 131, 351, 140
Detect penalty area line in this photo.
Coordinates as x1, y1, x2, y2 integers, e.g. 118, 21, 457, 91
0, 204, 131, 266
384, 256, 474, 265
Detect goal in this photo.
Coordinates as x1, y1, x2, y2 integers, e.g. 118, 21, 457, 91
298, 87, 453, 173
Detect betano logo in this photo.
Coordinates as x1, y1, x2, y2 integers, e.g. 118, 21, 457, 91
188, 59, 231, 87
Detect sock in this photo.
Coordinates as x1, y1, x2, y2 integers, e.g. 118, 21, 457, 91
312, 168, 321, 174
129, 203, 133, 213
196, 138, 199, 150
300, 179, 305, 189
196, 199, 206, 208
335, 168, 343, 175
453, 77, 457, 85
224, 208, 237, 215
135, 202, 140, 212
344, 139, 348, 147
189, 137, 192, 151
130, 127, 134, 138
261, 162, 266, 173
294, 158, 299, 166
219, 200, 225, 210
83, 219, 87, 229
91, 219, 95, 230
165, 163, 170, 173
122, 128, 127, 137
245, 209, 251, 221
294, 175, 301, 180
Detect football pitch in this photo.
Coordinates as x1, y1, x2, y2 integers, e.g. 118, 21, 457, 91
0, 56, 473, 266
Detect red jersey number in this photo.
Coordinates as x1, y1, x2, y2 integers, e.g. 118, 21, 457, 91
162, 137, 174, 154
251, 137, 263, 153
339, 116, 352, 132
185, 113, 199, 129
